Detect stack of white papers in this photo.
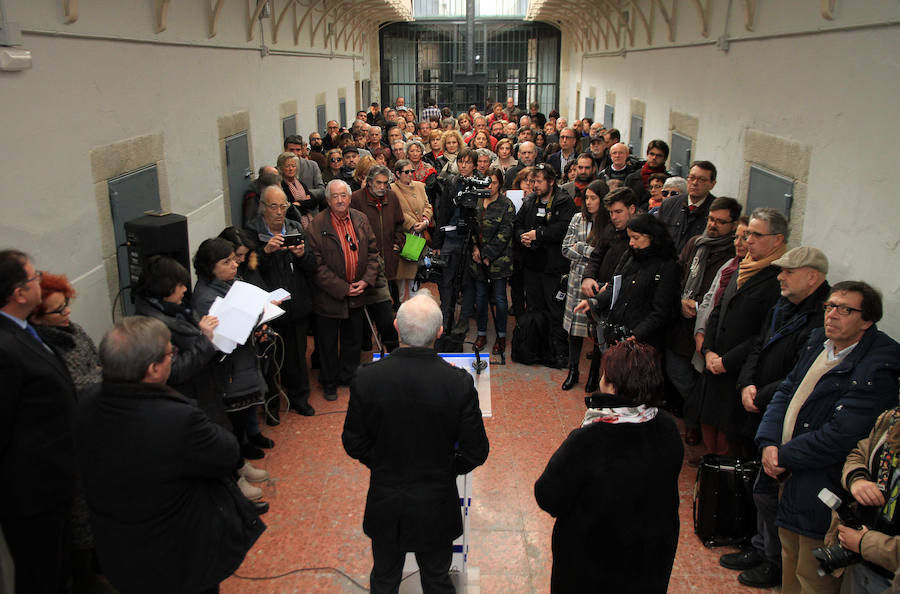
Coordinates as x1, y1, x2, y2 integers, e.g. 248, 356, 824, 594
206, 281, 290, 354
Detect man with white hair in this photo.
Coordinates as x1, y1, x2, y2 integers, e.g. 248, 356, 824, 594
343, 293, 490, 593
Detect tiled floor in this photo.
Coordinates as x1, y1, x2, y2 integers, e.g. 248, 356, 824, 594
221, 321, 776, 593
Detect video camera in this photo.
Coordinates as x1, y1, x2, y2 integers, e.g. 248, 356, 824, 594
454, 175, 491, 210
415, 246, 450, 285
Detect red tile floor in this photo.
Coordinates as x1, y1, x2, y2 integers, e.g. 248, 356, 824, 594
221, 319, 777, 593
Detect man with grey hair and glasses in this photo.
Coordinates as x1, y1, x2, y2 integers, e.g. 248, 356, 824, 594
343, 293, 489, 593
76, 316, 264, 594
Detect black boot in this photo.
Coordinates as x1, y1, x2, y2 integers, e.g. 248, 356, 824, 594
584, 357, 601, 393
561, 366, 579, 390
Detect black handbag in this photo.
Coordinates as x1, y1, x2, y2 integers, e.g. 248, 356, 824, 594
693, 454, 760, 547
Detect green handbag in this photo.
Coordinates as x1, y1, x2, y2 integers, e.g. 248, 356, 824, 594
400, 232, 426, 262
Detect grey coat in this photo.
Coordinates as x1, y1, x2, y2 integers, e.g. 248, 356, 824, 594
561, 213, 594, 337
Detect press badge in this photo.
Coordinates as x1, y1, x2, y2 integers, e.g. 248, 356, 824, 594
536, 207, 546, 218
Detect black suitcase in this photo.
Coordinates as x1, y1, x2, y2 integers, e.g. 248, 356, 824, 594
693, 454, 760, 547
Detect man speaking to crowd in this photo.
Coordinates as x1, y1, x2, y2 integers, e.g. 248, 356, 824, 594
342, 294, 490, 593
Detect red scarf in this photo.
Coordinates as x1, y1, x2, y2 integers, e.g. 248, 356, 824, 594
572, 180, 588, 208
713, 256, 741, 308
640, 162, 667, 187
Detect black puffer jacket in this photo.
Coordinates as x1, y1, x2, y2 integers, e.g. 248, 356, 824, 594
192, 278, 265, 402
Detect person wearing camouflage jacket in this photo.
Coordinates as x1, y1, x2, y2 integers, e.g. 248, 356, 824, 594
469, 167, 517, 354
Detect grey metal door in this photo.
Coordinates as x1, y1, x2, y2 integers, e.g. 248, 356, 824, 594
629, 115, 643, 155
747, 165, 794, 219
584, 97, 595, 121
282, 115, 296, 140
225, 132, 252, 226
316, 105, 327, 136
670, 132, 692, 177
108, 165, 161, 315
339, 98, 347, 128
603, 104, 614, 129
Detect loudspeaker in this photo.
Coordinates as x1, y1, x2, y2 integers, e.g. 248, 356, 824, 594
124, 213, 190, 306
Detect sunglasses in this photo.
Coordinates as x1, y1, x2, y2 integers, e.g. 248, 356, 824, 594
330, 158, 343, 163
345, 233, 357, 251
661, 190, 679, 197
399, 169, 414, 175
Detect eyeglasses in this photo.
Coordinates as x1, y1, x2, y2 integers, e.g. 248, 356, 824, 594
46, 298, 70, 316
707, 215, 733, 226
330, 158, 343, 163
560, 135, 576, 140
687, 175, 711, 183
823, 302, 863, 316
162, 345, 179, 361
264, 202, 289, 212
399, 169, 414, 175
745, 230, 779, 240
345, 233, 357, 251
18, 270, 42, 288
660, 190, 679, 197
647, 151, 666, 159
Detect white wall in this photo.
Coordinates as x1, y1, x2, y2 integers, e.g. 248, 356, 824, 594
0, 0, 375, 341
562, 4, 900, 336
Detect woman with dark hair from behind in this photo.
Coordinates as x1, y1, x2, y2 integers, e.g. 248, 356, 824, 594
535, 341, 684, 593
561, 179, 610, 391
575, 213, 681, 353
191, 238, 274, 504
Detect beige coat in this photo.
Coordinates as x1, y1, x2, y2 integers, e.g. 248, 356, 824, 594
392, 180, 433, 280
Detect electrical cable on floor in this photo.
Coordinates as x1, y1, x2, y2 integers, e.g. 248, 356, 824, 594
233, 567, 421, 591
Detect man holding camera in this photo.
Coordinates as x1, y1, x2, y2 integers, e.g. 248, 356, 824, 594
756, 281, 900, 594
515, 163, 576, 368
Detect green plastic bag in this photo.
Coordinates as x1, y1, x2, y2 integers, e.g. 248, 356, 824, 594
400, 233, 426, 262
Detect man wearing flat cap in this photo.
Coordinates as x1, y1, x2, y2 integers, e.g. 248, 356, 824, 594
718, 246, 831, 589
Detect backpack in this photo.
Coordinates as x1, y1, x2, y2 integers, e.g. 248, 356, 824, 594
510, 310, 551, 365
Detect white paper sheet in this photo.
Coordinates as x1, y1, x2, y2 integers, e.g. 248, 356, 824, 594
507, 189, 524, 213
205, 281, 275, 351
610, 274, 622, 310
268, 288, 291, 302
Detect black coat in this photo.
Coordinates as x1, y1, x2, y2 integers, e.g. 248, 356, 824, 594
0, 315, 77, 520
698, 264, 782, 436
342, 347, 489, 548
535, 398, 683, 594
734, 281, 831, 439
75, 382, 264, 594
134, 296, 229, 428
592, 247, 681, 352
656, 193, 715, 253
582, 224, 628, 284
515, 187, 577, 275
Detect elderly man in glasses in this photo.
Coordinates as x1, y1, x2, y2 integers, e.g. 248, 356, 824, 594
657, 160, 718, 252
755, 280, 899, 594
306, 180, 380, 400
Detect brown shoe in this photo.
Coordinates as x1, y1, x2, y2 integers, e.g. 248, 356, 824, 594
473, 335, 487, 351
492, 337, 506, 354
685, 428, 701, 446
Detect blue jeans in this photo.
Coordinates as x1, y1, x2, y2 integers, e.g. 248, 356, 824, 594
475, 278, 508, 336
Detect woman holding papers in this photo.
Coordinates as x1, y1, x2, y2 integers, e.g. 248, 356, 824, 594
575, 213, 680, 354
192, 238, 271, 464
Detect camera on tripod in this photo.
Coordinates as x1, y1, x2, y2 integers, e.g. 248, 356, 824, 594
454, 175, 491, 211
812, 487, 863, 576
415, 246, 449, 285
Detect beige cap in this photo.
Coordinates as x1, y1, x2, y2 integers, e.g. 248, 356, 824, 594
773, 246, 828, 274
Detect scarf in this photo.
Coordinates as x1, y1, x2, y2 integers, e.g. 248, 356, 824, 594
737, 244, 786, 288
714, 256, 741, 308
582, 403, 658, 427
285, 177, 307, 202
682, 233, 735, 300
876, 409, 900, 491
640, 162, 667, 186
412, 160, 436, 183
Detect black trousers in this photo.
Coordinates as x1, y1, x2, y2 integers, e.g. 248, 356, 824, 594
272, 316, 310, 408
365, 300, 399, 353
370, 539, 454, 594
3, 503, 71, 594
523, 268, 568, 360
315, 309, 364, 389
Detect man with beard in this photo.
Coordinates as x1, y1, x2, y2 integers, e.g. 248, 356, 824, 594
308, 132, 325, 154
625, 140, 670, 210
340, 146, 362, 191
666, 197, 741, 445
561, 153, 597, 206
516, 163, 576, 368
350, 165, 403, 352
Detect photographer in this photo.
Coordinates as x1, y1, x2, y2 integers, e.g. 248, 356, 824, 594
433, 147, 481, 331
822, 402, 900, 592
516, 162, 576, 368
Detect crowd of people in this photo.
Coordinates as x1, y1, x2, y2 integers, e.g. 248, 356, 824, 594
2, 94, 898, 594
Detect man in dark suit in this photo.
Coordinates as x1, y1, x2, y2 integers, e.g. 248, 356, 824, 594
545, 127, 579, 181
342, 293, 490, 593
76, 316, 265, 594
0, 249, 77, 593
